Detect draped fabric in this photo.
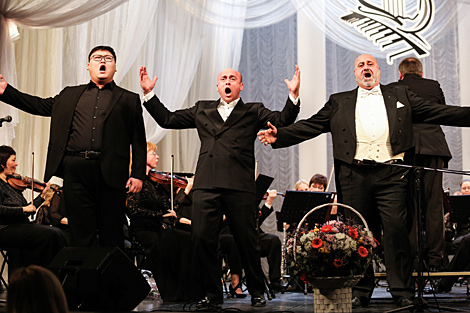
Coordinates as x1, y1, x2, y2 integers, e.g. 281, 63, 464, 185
0, 0, 468, 192
238, 15, 298, 234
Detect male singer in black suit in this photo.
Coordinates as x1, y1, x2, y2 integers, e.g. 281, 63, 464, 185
139, 65, 300, 307
258, 54, 470, 309
0, 46, 147, 248
398, 57, 451, 271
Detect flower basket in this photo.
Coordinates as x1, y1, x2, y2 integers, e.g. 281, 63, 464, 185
287, 203, 379, 313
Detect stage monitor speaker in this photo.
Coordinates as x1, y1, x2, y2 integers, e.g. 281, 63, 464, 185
49, 247, 150, 311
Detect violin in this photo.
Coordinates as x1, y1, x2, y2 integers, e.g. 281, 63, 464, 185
7, 173, 59, 193
148, 169, 188, 189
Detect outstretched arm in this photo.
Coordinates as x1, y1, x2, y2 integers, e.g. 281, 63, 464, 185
139, 66, 158, 95
257, 121, 278, 146
0, 75, 7, 95
285, 65, 300, 99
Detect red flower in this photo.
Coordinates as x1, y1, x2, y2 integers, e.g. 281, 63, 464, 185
358, 246, 369, 258
348, 228, 359, 239
320, 225, 333, 233
311, 238, 323, 249
333, 259, 343, 268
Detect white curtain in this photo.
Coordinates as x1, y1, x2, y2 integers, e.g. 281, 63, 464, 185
1, 0, 469, 184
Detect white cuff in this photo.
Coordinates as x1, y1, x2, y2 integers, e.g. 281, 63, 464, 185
289, 93, 299, 105
142, 91, 155, 102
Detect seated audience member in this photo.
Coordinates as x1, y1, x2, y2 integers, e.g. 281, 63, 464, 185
309, 173, 327, 192
0, 145, 67, 275
7, 265, 69, 313
294, 179, 309, 191
126, 142, 196, 302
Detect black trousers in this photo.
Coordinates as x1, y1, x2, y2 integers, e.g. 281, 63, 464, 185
409, 155, 445, 268
0, 223, 68, 275
62, 155, 126, 248
192, 189, 265, 300
440, 234, 470, 290
337, 161, 414, 300
219, 232, 281, 282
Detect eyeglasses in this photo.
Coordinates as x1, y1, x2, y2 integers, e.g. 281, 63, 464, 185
148, 151, 158, 156
91, 55, 114, 62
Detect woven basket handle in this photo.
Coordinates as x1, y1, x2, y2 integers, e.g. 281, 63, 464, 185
293, 203, 369, 261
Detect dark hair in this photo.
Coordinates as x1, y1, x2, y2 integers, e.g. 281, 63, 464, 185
88, 45, 116, 62
0, 145, 16, 173
6, 265, 69, 313
309, 173, 327, 190
398, 57, 423, 76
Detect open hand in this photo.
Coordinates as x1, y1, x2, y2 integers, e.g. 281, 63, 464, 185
139, 66, 158, 95
257, 121, 278, 146
284, 65, 300, 99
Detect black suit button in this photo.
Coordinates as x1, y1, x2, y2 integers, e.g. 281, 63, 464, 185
209, 154, 213, 157
204, 123, 208, 126
342, 128, 346, 132
215, 135, 219, 139
398, 129, 402, 134
344, 139, 348, 143
398, 117, 402, 121
346, 152, 350, 155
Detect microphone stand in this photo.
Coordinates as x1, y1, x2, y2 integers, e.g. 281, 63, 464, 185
360, 160, 470, 313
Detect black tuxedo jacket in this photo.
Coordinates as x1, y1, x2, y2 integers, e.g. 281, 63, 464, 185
144, 96, 299, 193
398, 74, 452, 162
0, 83, 146, 189
273, 83, 470, 164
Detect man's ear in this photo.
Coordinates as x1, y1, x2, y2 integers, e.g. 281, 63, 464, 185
399, 71, 404, 80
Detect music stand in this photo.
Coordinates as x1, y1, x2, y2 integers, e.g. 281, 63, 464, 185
449, 195, 470, 225
277, 191, 334, 227
255, 174, 275, 206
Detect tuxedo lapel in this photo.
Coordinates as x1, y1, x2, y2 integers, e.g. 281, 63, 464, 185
381, 85, 398, 135
216, 99, 251, 135
343, 89, 358, 142
204, 100, 224, 129
103, 86, 124, 123
62, 85, 87, 125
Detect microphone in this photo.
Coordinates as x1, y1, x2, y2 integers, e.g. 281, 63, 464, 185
0, 115, 12, 127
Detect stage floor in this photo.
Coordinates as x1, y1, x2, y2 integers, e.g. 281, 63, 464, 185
1, 282, 469, 312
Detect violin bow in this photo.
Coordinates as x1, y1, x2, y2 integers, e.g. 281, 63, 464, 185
325, 164, 334, 192
31, 152, 35, 205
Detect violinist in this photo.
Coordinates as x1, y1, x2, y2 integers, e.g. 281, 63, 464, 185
0, 145, 68, 274
126, 142, 196, 302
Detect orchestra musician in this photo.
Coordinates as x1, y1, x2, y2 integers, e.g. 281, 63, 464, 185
0, 145, 68, 274
0, 46, 147, 248
126, 142, 196, 302
139, 65, 301, 307
257, 54, 470, 308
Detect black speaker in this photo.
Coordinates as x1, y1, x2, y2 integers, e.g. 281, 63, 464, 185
49, 247, 150, 311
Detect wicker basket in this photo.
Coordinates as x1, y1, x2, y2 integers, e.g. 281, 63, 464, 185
293, 203, 370, 313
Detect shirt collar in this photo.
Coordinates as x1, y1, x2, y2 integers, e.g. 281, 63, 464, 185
219, 98, 240, 108
87, 80, 116, 90
358, 85, 381, 98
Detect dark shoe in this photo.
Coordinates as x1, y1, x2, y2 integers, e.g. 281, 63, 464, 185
271, 280, 285, 292
228, 285, 247, 298
351, 296, 369, 308
396, 298, 413, 308
196, 296, 223, 308
251, 295, 266, 307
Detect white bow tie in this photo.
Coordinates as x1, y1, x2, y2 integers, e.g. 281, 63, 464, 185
359, 88, 381, 98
